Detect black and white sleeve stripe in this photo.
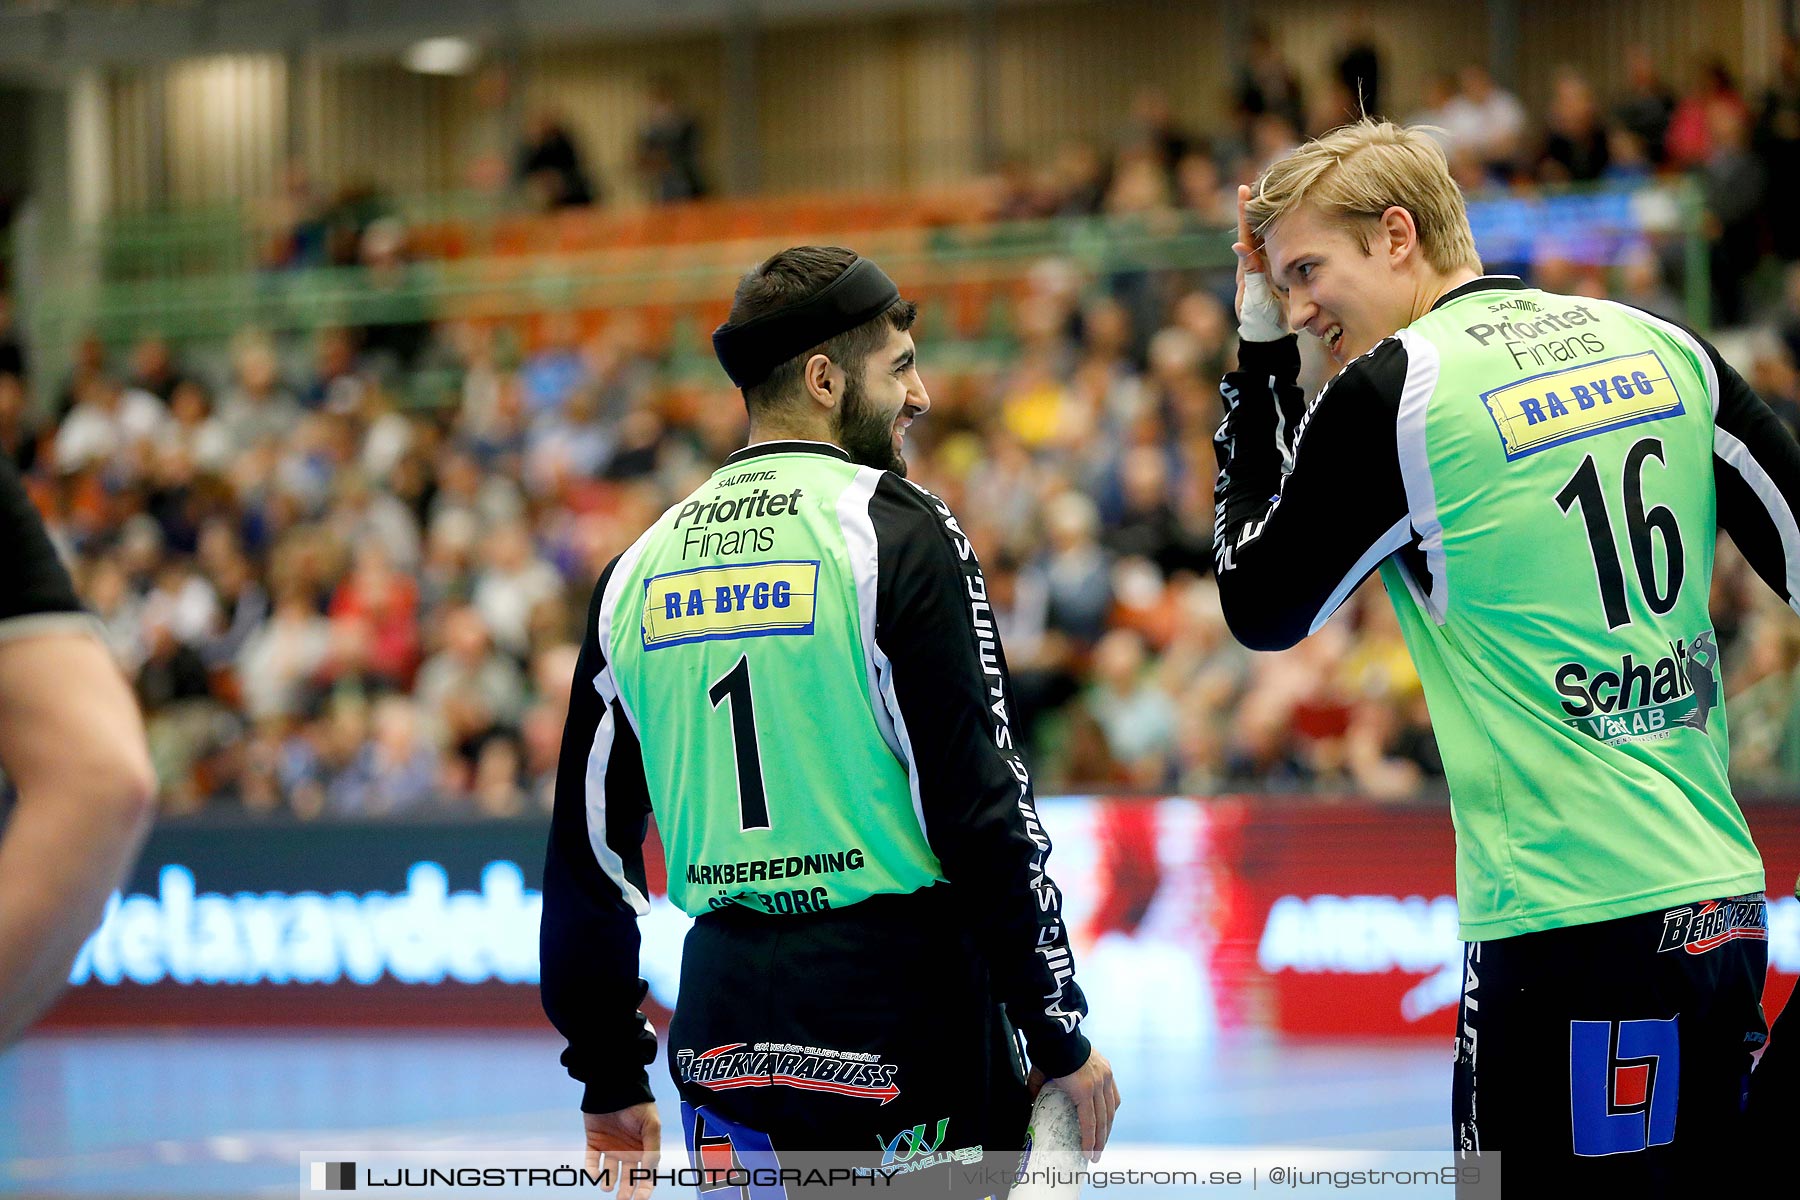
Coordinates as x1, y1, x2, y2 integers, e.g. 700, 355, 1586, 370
1211, 336, 1415, 652
1706, 342, 1800, 609
539, 553, 660, 1115
867, 474, 1092, 1079
1606, 301, 1800, 612
1212, 336, 1310, 563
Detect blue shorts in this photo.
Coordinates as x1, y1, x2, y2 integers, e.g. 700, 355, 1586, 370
1453, 893, 1768, 1196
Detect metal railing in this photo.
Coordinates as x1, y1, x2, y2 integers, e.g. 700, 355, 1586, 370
15, 179, 1708, 390
23, 211, 1240, 382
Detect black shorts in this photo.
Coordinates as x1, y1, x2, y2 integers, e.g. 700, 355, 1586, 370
1452, 893, 1768, 1197
668, 884, 1030, 1196
1749, 972, 1800, 1137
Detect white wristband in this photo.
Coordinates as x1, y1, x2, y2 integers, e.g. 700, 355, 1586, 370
1238, 271, 1287, 343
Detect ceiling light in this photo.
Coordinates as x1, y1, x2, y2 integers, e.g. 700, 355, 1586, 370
403, 37, 478, 76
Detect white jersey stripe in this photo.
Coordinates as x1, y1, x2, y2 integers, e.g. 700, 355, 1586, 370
1308, 514, 1415, 636
835, 466, 904, 763
853, 476, 935, 845
1593, 298, 1721, 417
837, 469, 932, 842
1601, 299, 1800, 609
1394, 329, 1449, 623
1716, 425, 1800, 609
582, 524, 659, 914
583, 669, 649, 917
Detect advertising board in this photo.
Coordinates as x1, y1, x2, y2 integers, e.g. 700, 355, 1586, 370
47, 799, 1800, 1038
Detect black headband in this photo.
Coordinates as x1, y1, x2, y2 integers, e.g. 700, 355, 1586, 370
712, 256, 902, 390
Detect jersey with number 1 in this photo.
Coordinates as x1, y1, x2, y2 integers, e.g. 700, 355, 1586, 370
1211, 276, 1798, 941
608, 444, 946, 915
538, 439, 1093, 1114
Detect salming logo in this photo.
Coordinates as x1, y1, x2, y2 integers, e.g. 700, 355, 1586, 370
909, 479, 1082, 1036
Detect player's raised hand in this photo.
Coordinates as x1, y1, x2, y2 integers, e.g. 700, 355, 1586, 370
585, 1104, 661, 1200
1233, 183, 1287, 342
1232, 183, 1266, 275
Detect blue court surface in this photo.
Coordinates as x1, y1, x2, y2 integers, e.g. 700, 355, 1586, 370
0, 1028, 1446, 1196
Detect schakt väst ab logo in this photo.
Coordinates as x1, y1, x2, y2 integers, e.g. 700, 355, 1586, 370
1553, 630, 1718, 745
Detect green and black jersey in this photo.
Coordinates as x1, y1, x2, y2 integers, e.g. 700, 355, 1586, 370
1213, 277, 1793, 941
541, 440, 1090, 1114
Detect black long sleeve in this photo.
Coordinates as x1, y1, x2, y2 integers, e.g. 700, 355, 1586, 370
867, 474, 1091, 1079
539, 556, 660, 1114
1211, 335, 1414, 651
1706, 340, 1800, 612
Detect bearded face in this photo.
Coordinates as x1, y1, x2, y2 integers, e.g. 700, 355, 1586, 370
836, 366, 909, 476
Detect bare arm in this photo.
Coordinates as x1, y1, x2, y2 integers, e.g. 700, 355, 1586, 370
0, 631, 155, 1048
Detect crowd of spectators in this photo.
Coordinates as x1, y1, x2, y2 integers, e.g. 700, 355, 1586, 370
21, 36, 1800, 819
257, 31, 1800, 330
21, 262, 1800, 817
969, 32, 1800, 331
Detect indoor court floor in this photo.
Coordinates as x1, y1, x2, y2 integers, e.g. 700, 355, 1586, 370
0, 1028, 1446, 1196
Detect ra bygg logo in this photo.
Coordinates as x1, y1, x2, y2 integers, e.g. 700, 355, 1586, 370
1479, 349, 1680, 459
1569, 1017, 1678, 1156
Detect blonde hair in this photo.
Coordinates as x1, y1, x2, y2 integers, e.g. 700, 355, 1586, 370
1245, 119, 1481, 275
